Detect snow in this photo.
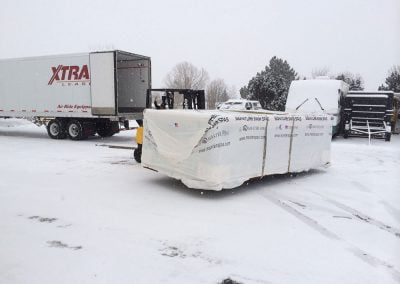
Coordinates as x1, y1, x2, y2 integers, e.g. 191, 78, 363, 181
285, 79, 348, 114
1, 119, 399, 284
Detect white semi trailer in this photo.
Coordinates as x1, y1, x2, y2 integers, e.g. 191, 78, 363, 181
0, 50, 151, 139
285, 78, 349, 136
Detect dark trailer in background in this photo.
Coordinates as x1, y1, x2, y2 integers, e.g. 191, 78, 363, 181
343, 91, 394, 141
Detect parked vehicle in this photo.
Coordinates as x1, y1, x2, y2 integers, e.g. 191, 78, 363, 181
0, 50, 151, 140
217, 99, 262, 111
342, 91, 394, 141
285, 78, 349, 135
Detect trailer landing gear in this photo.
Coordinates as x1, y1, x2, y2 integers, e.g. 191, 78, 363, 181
96, 121, 119, 137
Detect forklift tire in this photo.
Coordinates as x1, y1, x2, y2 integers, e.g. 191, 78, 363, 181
47, 119, 66, 139
385, 133, 391, 142
134, 144, 142, 163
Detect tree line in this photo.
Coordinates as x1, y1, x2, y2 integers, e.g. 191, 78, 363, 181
164, 59, 400, 110
164, 61, 234, 109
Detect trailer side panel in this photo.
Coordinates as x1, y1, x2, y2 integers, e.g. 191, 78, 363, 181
0, 53, 94, 118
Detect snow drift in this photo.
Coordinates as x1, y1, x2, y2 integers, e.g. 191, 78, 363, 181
141, 109, 332, 190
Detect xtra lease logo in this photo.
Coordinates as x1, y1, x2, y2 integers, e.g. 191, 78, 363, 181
48, 65, 90, 85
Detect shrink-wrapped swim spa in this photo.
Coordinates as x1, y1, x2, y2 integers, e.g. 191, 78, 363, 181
141, 109, 332, 191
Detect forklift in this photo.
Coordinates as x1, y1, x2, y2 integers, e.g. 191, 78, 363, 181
134, 88, 206, 163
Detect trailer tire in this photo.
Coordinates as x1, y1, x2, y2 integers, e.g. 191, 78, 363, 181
343, 130, 349, 139
67, 119, 87, 140
385, 133, 391, 142
47, 119, 66, 139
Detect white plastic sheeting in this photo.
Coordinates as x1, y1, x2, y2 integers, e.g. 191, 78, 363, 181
142, 109, 332, 191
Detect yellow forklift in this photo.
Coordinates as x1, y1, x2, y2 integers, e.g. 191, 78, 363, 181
134, 88, 206, 163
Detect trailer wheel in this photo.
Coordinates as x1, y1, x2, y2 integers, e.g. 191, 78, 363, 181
67, 119, 86, 140
47, 119, 66, 139
385, 133, 391, 142
343, 130, 349, 139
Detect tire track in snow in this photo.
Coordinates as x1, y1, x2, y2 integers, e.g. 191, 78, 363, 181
328, 199, 400, 238
258, 192, 400, 282
311, 192, 400, 239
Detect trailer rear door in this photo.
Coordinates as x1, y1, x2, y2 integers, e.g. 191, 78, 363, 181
90, 52, 116, 115
116, 51, 151, 114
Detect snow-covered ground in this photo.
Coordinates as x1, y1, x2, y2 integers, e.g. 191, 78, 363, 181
1, 119, 399, 284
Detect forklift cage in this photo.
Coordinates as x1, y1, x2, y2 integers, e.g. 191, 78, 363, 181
146, 89, 206, 110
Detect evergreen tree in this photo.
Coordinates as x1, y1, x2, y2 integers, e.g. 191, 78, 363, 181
378, 66, 400, 92
240, 56, 297, 110
239, 86, 249, 99
336, 72, 364, 90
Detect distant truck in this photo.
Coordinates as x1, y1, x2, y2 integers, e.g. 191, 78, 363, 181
285, 78, 349, 135
0, 50, 151, 139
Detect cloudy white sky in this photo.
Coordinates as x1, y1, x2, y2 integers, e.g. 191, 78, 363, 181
1, 0, 399, 91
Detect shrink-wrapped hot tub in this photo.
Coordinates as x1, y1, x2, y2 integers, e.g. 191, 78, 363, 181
141, 109, 332, 191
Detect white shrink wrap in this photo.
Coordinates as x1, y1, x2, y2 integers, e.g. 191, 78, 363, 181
141, 109, 332, 191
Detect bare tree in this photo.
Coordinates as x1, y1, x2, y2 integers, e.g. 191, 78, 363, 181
227, 85, 237, 98
164, 62, 209, 107
206, 79, 230, 109
311, 67, 331, 79
164, 62, 209, 89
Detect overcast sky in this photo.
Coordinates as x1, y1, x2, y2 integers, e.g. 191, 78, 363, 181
1, 0, 399, 92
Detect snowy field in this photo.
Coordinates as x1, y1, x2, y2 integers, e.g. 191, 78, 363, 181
0, 118, 399, 284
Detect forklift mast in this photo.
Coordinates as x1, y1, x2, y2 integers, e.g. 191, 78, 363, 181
146, 89, 206, 110
134, 88, 206, 163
